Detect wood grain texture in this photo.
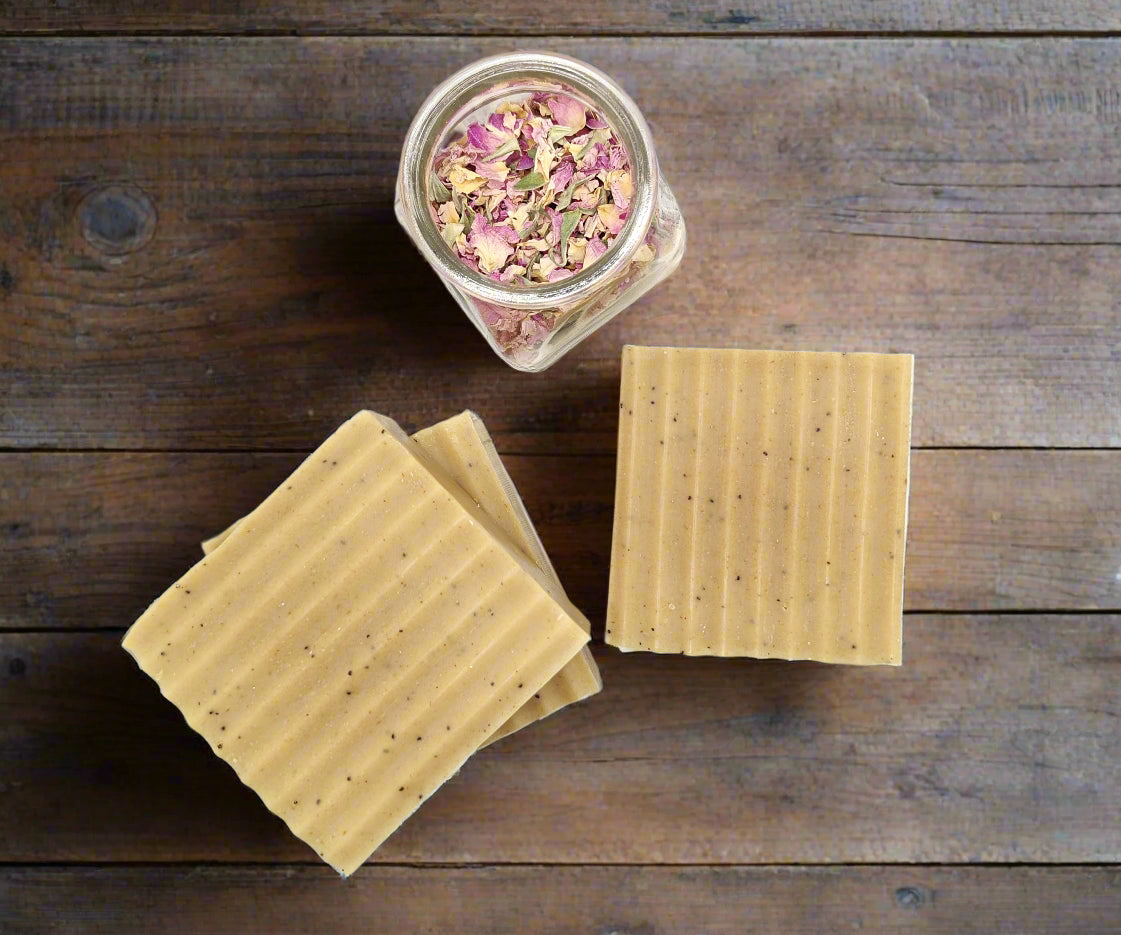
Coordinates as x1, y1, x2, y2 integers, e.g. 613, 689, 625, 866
2, 450, 1118, 633
1, 1, 1119, 35
5, 865, 1121, 935
3, 38, 1121, 451
3, 618, 1119, 864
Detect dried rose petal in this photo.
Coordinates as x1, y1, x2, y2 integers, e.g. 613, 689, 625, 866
597, 203, 626, 237
607, 170, 634, 210
584, 236, 608, 265
469, 217, 515, 273
547, 95, 587, 133
552, 156, 576, 192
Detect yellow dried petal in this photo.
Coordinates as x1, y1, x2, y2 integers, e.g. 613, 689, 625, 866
447, 165, 487, 194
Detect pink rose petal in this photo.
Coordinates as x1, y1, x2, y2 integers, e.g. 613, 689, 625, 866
547, 95, 586, 133
585, 236, 608, 263
469, 221, 515, 273
551, 156, 575, 192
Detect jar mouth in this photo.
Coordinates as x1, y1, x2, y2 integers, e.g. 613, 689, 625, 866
398, 51, 658, 310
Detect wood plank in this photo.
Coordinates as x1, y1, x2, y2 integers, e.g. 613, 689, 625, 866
2, 618, 1119, 863
0, 2, 1118, 36
1, 450, 1118, 632
4, 865, 1120, 935
2, 39, 1121, 451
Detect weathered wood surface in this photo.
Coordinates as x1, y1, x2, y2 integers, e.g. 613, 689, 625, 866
3, 618, 1119, 864
3, 23, 1119, 935
3, 38, 1121, 451
1, 1, 1119, 36
5, 865, 1121, 935
1, 450, 1118, 634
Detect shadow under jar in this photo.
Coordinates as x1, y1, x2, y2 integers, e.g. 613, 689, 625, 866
396, 51, 686, 372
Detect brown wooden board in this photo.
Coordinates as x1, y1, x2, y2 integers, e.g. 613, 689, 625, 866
5, 865, 1121, 935
3, 618, 1119, 864
1, 450, 1118, 633
0, 2, 1119, 36
3, 39, 1121, 451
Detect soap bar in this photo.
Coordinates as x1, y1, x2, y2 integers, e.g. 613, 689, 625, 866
123, 411, 590, 876
606, 346, 913, 665
202, 411, 601, 745
410, 413, 601, 745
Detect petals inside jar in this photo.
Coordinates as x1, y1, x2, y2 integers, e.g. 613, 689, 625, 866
429, 93, 652, 355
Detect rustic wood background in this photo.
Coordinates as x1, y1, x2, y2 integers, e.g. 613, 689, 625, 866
2, 5, 1120, 933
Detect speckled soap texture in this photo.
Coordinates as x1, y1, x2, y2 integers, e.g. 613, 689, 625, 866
410, 413, 602, 745
122, 411, 590, 876
606, 346, 913, 665
201, 411, 602, 746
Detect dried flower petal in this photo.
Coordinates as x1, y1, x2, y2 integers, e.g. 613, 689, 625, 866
547, 95, 587, 134
597, 203, 626, 237
473, 159, 510, 183
447, 165, 487, 194
584, 236, 608, 266
607, 170, 634, 211
442, 223, 466, 250
469, 217, 515, 273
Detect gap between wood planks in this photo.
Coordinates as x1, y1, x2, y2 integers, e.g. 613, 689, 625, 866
0, 859, 1117, 868
3, 30, 1121, 39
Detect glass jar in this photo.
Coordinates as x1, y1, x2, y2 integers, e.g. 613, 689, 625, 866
395, 51, 686, 372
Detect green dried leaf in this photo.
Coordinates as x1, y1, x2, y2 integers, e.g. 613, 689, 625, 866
548, 125, 574, 144
559, 210, 581, 265
462, 206, 475, 236
489, 137, 520, 161
513, 171, 547, 191
430, 173, 451, 204
554, 177, 580, 211
574, 128, 611, 162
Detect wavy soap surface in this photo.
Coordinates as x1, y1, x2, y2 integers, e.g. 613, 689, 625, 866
202, 411, 602, 744
410, 413, 601, 744
123, 411, 590, 876
607, 346, 913, 665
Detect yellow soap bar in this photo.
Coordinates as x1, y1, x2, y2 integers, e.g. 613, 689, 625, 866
607, 346, 913, 665
410, 413, 602, 745
202, 412, 601, 745
123, 411, 590, 876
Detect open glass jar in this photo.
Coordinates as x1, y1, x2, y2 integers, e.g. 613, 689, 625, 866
395, 51, 686, 372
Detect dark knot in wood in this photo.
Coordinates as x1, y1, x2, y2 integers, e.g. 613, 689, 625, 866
894, 885, 929, 909
79, 184, 157, 255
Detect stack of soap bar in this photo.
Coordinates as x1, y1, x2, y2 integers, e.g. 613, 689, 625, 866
123, 411, 591, 876
607, 345, 913, 665
201, 411, 602, 746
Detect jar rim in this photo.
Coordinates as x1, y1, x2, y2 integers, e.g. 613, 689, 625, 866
397, 51, 658, 310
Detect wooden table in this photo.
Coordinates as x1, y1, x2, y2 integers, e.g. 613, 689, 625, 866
2, 5, 1120, 932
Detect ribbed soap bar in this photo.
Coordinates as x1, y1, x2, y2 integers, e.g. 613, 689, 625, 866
606, 346, 913, 665
201, 411, 602, 745
411, 413, 601, 745
123, 411, 590, 876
